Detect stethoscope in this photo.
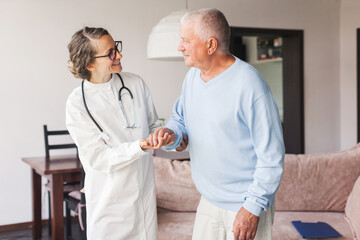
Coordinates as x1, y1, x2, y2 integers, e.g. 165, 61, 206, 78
81, 73, 137, 141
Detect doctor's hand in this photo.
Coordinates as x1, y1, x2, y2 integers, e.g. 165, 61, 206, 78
147, 128, 176, 149
176, 134, 188, 152
140, 134, 172, 150
232, 207, 259, 240
140, 138, 152, 151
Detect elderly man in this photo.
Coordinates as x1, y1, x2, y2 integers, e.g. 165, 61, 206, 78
148, 8, 285, 240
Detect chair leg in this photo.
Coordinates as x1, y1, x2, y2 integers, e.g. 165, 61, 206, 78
81, 204, 87, 239
65, 201, 72, 240
48, 191, 51, 236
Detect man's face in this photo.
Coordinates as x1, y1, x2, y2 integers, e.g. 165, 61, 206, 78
178, 21, 208, 68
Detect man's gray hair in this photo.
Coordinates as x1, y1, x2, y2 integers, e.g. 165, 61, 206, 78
181, 8, 231, 53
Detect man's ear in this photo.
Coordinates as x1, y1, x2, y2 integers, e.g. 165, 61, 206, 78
207, 38, 218, 55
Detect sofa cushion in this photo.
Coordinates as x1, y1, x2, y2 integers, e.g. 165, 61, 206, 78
157, 207, 195, 240
276, 143, 360, 211
273, 211, 353, 240
345, 175, 360, 240
153, 156, 201, 211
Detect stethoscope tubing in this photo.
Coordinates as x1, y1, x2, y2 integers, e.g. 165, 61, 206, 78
81, 73, 136, 141
81, 80, 103, 133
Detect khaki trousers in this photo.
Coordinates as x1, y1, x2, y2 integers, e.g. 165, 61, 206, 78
192, 197, 274, 240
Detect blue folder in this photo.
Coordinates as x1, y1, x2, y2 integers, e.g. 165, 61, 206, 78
291, 221, 342, 238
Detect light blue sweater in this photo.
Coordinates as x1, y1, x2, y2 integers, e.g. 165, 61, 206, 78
164, 57, 285, 216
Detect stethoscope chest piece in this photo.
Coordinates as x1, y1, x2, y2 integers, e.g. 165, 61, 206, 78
117, 74, 137, 129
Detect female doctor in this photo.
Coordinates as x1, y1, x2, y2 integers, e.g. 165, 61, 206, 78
66, 27, 171, 239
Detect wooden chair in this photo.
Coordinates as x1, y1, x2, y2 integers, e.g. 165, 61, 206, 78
43, 125, 80, 236
44, 125, 78, 159
65, 168, 87, 240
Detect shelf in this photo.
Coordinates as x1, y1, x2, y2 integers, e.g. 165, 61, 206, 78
243, 36, 283, 64
253, 57, 283, 65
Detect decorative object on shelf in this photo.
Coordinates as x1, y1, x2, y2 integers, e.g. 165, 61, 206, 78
147, 0, 189, 60
158, 117, 166, 127
151, 117, 166, 156
242, 36, 283, 64
257, 37, 282, 60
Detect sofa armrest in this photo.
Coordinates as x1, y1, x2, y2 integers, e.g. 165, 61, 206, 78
345, 175, 360, 239
276, 144, 360, 212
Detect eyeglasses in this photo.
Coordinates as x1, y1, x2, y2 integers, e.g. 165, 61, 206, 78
94, 41, 122, 61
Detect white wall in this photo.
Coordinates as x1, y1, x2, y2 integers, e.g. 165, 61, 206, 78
340, 0, 359, 150
0, 0, 344, 225
0, 0, 188, 226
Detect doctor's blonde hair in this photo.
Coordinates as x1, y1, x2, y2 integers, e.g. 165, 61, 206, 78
67, 27, 109, 80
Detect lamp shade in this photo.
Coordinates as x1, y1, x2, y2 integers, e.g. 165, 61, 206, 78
147, 10, 188, 60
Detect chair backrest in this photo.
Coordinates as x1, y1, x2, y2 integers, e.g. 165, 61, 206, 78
43, 125, 78, 157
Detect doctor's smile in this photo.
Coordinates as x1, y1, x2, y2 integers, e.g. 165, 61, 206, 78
112, 61, 121, 66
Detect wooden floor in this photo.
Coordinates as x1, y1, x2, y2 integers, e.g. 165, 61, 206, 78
0, 221, 83, 240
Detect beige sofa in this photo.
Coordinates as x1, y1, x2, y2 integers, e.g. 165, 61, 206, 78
153, 144, 360, 240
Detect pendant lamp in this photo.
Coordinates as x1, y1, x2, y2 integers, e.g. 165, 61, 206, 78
147, 9, 189, 60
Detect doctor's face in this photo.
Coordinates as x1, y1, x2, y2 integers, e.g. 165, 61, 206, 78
178, 21, 208, 68
92, 35, 122, 75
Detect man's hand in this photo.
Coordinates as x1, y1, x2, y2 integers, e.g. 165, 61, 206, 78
147, 128, 176, 149
232, 207, 260, 240
140, 131, 173, 151
176, 134, 188, 152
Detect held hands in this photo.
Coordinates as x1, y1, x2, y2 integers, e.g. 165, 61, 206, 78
140, 128, 176, 150
232, 207, 260, 240
147, 128, 177, 149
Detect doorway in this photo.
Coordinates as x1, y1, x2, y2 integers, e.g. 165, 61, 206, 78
230, 27, 304, 154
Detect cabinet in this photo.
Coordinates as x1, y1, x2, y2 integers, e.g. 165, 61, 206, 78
242, 36, 283, 64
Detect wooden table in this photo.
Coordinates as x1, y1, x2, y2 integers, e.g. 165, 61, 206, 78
22, 155, 82, 240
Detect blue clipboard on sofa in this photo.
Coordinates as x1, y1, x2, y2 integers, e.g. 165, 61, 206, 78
291, 221, 342, 238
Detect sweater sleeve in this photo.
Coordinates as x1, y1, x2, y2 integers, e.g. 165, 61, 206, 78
242, 90, 285, 216
162, 93, 188, 150
66, 97, 148, 174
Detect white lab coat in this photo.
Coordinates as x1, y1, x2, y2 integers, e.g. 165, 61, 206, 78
66, 72, 160, 240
